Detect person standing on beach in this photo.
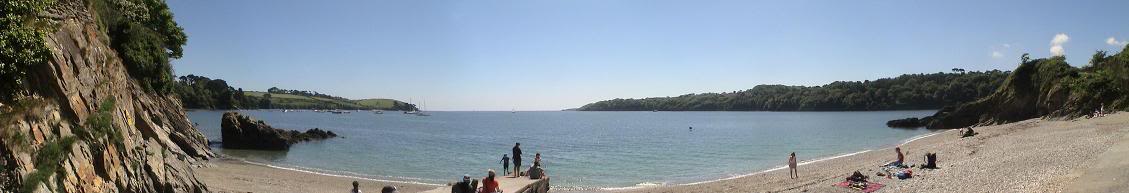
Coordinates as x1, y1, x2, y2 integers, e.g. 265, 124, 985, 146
351, 181, 362, 193
513, 143, 523, 177
788, 152, 798, 179
500, 154, 511, 175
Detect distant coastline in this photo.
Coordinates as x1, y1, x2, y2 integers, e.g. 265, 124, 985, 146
174, 75, 417, 111
577, 70, 1008, 112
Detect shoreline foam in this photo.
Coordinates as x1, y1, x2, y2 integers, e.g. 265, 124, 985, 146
223, 156, 446, 186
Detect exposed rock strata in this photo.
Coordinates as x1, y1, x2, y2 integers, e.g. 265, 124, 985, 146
0, 1, 214, 192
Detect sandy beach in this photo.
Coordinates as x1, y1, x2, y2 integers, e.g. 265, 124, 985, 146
195, 113, 1129, 193
619, 112, 1129, 193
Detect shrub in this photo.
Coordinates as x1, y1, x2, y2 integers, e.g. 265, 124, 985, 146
22, 136, 76, 193
0, 0, 56, 102
95, 0, 186, 94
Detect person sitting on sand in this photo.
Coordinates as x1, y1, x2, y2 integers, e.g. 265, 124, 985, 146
528, 163, 546, 180
479, 170, 502, 193
788, 152, 798, 179
885, 147, 905, 167
352, 181, 362, 193
533, 153, 542, 166
453, 175, 474, 193
961, 127, 978, 138
381, 185, 399, 193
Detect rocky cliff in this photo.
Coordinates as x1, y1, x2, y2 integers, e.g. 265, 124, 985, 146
923, 50, 1129, 129
0, 0, 214, 192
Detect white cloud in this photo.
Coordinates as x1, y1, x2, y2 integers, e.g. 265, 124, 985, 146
1002, 44, 1011, 48
1107, 37, 1127, 46
991, 51, 1004, 59
1050, 33, 1069, 56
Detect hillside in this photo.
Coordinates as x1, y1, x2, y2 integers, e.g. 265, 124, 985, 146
1, 0, 213, 192
923, 49, 1129, 129
578, 70, 1009, 111
171, 74, 416, 110
244, 91, 416, 110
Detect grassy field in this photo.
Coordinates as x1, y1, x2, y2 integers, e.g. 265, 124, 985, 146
351, 98, 403, 109
244, 91, 411, 110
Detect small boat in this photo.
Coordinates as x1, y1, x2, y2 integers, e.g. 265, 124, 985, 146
374, 110, 384, 114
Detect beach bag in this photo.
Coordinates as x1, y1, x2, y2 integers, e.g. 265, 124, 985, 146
848, 171, 868, 182
922, 153, 938, 169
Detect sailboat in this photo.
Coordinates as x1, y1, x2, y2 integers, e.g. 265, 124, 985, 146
403, 98, 419, 114
415, 100, 430, 116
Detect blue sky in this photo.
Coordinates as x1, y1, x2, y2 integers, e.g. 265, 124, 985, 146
167, 0, 1129, 111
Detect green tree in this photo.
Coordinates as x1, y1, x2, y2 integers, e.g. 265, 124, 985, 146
0, 0, 55, 101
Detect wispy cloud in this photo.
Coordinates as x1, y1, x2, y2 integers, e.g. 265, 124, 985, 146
991, 51, 1004, 59
1050, 33, 1068, 56
1107, 37, 1127, 46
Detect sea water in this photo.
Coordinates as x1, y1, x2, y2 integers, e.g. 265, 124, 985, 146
187, 110, 936, 191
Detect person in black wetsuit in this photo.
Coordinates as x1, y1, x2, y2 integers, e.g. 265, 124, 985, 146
512, 143, 523, 177
500, 154, 510, 175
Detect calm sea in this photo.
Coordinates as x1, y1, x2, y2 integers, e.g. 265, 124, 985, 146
187, 110, 936, 191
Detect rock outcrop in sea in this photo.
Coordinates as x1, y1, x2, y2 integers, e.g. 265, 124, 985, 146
221, 112, 338, 150
0, 1, 214, 192
886, 117, 925, 128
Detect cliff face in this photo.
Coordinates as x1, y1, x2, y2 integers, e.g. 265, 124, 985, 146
0, 0, 214, 192
924, 52, 1129, 129
924, 58, 1076, 129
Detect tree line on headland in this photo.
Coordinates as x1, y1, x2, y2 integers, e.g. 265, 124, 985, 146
172, 74, 416, 111
578, 70, 1010, 111
581, 45, 1129, 130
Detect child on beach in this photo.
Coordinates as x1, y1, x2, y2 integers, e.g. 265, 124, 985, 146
352, 181, 362, 193
788, 152, 798, 179
534, 153, 542, 166
500, 154, 510, 175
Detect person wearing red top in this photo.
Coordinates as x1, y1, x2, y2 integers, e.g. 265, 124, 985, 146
479, 170, 501, 193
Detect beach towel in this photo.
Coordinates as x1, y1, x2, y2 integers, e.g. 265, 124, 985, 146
834, 181, 885, 193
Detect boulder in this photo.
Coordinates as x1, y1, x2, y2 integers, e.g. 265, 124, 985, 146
886, 117, 924, 128
221, 112, 293, 150
220, 112, 339, 150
